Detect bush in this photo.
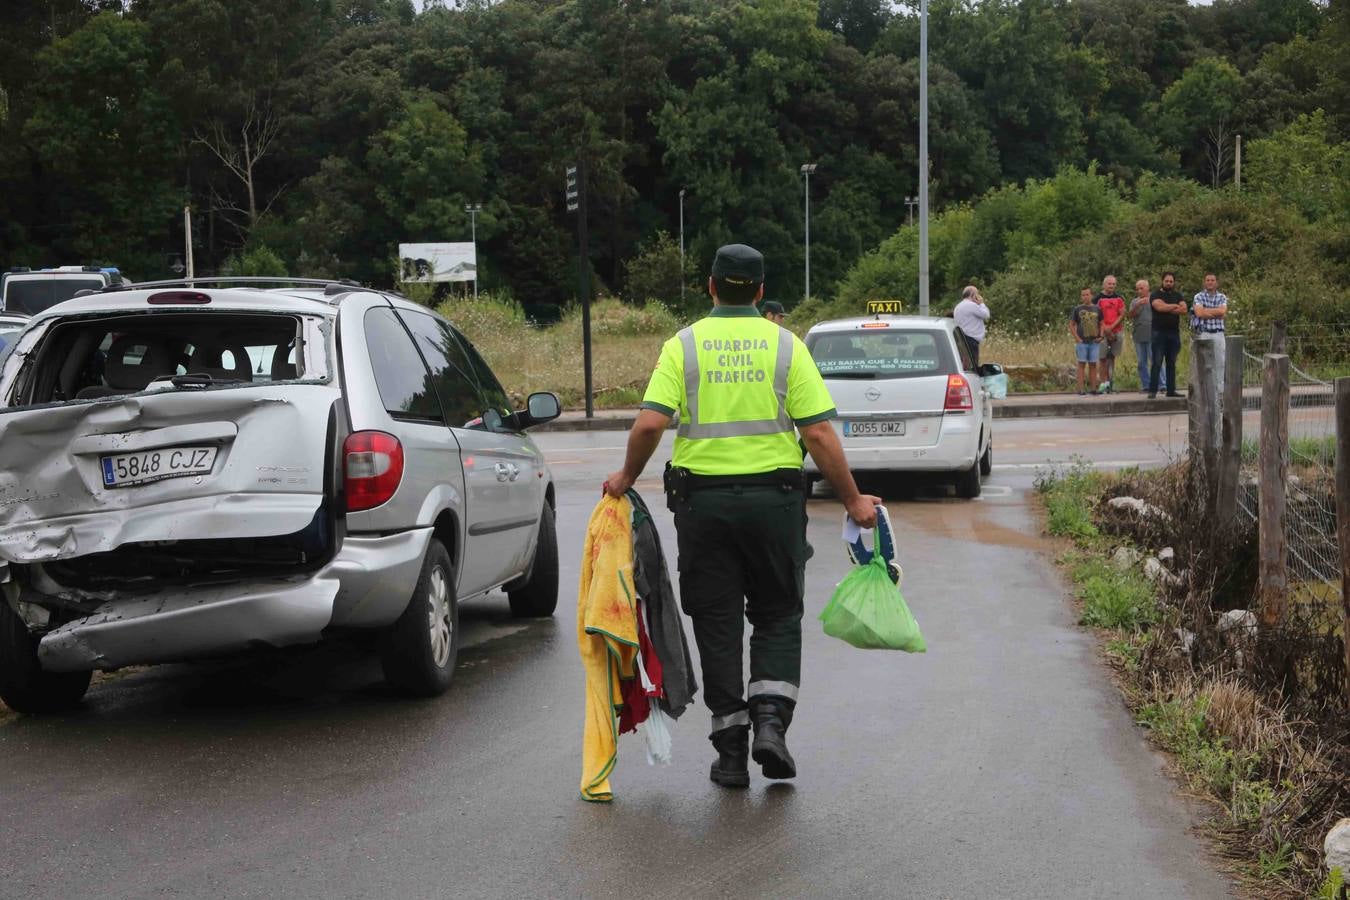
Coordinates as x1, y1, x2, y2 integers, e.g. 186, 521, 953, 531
221, 243, 288, 277
435, 292, 528, 345
557, 297, 680, 337
622, 231, 691, 310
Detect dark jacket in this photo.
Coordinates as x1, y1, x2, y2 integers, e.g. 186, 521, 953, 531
628, 489, 698, 717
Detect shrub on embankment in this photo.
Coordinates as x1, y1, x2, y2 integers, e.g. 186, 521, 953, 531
1037, 462, 1348, 897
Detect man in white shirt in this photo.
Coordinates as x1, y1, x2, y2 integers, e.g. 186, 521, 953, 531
953, 285, 990, 367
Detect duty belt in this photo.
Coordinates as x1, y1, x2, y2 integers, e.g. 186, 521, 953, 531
664, 463, 804, 508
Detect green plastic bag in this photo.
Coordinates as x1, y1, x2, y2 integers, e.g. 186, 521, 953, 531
819, 538, 926, 652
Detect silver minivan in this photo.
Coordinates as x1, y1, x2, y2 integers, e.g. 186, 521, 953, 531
0, 279, 560, 712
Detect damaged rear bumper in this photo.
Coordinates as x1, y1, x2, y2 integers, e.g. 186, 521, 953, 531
31, 528, 431, 673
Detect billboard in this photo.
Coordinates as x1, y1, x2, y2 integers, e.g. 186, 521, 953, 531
398, 242, 477, 283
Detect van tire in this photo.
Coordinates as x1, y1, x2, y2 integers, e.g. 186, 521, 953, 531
0, 602, 92, 714
380, 539, 457, 697
954, 460, 982, 499
508, 504, 558, 618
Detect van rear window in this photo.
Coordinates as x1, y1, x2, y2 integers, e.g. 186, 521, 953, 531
8, 313, 308, 407
806, 330, 955, 379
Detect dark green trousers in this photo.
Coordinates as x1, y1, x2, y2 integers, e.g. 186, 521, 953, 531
673, 485, 807, 735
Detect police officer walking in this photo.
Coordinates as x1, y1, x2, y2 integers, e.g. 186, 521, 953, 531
605, 244, 879, 787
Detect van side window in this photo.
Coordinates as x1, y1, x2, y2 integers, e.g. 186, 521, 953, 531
397, 310, 485, 428
447, 326, 515, 431
363, 307, 443, 422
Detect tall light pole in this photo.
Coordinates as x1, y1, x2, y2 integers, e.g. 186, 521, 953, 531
918, 0, 930, 316
904, 195, 917, 227
679, 188, 686, 306
800, 163, 817, 303
464, 202, 482, 300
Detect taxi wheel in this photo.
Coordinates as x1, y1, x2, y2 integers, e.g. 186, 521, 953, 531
954, 460, 982, 499
979, 437, 992, 477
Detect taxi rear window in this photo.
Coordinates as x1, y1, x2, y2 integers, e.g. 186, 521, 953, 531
806, 329, 955, 379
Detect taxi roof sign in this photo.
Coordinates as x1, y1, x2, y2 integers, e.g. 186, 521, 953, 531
866, 300, 902, 315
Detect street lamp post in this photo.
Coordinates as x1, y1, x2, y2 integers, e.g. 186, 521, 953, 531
679, 188, 686, 306
800, 163, 817, 303
918, 0, 930, 316
464, 202, 482, 300
904, 196, 917, 227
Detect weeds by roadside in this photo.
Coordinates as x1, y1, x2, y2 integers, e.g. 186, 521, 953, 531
1036, 462, 1348, 897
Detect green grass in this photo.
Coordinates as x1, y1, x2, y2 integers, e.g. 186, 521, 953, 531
1035, 461, 1103, 539
1071, 555, 1157, 628
1136, 696, 1260, 801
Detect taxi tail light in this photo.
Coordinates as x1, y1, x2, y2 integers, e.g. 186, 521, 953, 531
944, 374, 973, 411
344, 431, 404, 511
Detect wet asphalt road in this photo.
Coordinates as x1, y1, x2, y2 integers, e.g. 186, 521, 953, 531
0, 413, 1234, 899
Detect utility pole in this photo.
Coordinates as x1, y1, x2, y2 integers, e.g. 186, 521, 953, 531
679, 188, 686, 306
1234, 134, 1242, 190
918, 0, 930, 316
464, 203, 482, 300
567, 163, 593, 418
800, 163, 817, 303
183, 206, 195, 284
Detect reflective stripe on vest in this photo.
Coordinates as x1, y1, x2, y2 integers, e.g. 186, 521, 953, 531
676, 325, 794, 440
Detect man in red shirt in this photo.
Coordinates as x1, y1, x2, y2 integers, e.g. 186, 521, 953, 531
1093, 275, 1126, 393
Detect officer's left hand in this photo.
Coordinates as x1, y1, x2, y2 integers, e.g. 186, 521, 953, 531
603, 471, 633, 498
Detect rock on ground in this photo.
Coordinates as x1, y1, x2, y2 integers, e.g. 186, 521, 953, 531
1326, 818, 1350, 876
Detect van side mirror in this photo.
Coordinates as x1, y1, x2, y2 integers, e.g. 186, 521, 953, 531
516, 391, 562, 429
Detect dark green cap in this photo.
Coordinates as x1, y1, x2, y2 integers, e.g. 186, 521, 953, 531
711, 243, 765, 285
761, 301, 785, 316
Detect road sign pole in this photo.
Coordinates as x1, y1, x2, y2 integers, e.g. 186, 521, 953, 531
918, 0, 930, 316
568, 162, 593, 419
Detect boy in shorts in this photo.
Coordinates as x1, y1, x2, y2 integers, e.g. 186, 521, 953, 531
1069, 288, 1103, 396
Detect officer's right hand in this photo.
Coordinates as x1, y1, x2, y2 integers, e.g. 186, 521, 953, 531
845, 493, 882, 529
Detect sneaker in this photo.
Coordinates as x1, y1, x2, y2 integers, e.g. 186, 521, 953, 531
1165, 392, 1182, 398
1147, 392, 1157, 399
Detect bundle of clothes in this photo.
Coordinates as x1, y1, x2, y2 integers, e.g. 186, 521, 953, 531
577, 490, 697, 803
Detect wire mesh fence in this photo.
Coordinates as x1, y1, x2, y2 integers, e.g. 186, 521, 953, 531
1233, 340, 1342, 593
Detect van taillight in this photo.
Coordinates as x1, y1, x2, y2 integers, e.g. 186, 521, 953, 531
344, 431, 404, 512
944, 374, 973, 411
147, 290, 211, 304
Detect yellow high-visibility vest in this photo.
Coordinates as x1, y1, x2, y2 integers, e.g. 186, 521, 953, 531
641, 306, 835, 475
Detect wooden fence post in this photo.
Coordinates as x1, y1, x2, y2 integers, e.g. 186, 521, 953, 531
1334, 377, 1349, 705
1270, 320, 1286, 355
1188, 338, 1218, 507
1215, 335, 1244, 526
1258, 354, 1290, 632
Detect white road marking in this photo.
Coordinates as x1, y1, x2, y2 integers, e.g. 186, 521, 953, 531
992, 459, 1160, 470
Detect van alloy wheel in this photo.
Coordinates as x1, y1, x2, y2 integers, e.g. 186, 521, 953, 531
428, 564, 453, 669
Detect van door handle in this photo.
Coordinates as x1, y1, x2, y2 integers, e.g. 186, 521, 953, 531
494, 463, 510, 482
507, 463, 521, 481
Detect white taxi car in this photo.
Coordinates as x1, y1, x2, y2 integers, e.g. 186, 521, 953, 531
802, 314, 993, 498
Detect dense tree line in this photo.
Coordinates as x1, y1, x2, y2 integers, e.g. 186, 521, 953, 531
0, 0, 1343, 308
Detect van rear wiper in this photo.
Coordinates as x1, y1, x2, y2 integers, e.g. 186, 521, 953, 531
168, 373, 242, 388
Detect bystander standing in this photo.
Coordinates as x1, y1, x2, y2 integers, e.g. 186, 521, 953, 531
1128, 279, 1152, 394
1093, 275, 1126, 392
953, 285, 989, 367
1192, 272, 1229, 435
1148, 272, 1185, 398
1069, 287, 1103, 396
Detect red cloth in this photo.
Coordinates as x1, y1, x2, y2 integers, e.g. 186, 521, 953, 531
618, 603, 666, 734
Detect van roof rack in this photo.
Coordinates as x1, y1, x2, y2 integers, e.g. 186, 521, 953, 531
125, 277, 351, 290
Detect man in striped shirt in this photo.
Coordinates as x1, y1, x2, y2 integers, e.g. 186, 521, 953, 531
1192, 272, 1229, 440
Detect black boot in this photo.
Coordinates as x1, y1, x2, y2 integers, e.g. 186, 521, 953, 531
709, 725, 750, 788
750, 698, 797, 780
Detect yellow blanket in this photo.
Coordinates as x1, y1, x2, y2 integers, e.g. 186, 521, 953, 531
577, 495, 639, 802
